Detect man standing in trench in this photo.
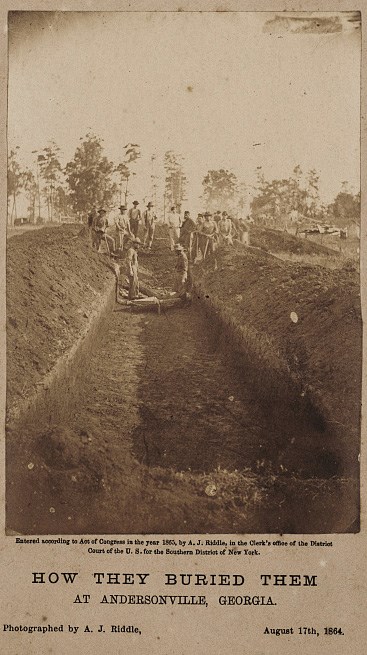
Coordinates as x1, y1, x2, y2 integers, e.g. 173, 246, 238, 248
173, 243, 189, 297
142, 202, 156, 250
114, 204, 132, 252
179, 210, 196, 260
201, 211, 218, 257
128, 200, 141, 238
167, 205, 181, 251
126, 237, 141, 299
92, 208, 116, 254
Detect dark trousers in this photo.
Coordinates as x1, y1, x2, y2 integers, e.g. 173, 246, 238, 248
130, 220, 139, 238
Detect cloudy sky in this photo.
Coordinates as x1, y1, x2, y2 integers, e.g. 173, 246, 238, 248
8, 11, 360, 212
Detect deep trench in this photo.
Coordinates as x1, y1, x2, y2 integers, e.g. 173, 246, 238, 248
6, 276, 357, 535
130, 301, 342, 479
62, 295, 341, 481
6, 222, 360, 534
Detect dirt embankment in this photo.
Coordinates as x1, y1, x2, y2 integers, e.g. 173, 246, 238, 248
249, 225, 337, 256
193, 240, 361, 464
6, 225, 114, 420
142, 224, 361, 446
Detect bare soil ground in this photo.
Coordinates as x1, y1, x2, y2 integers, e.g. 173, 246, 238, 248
193, 235, 361, 441
5, 223, 361, 534
249, 225, 337, 256
6, 225, 113, 415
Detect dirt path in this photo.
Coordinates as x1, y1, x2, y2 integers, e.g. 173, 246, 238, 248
7, 222, 64, 239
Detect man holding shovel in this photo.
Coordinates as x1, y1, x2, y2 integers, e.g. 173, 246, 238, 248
93, 208, 116, 254
142, 201, 156, 250
114, 204, 132, 252
126, 237, 141, 299
201, 212, 218, 258
173, 243, 189, 297
179, 210, 196, 261
128, 200, 141, 238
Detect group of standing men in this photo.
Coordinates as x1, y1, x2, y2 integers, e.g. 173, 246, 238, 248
88, 200, 157, 255
87, 201, 250, 301
88, 200, 159, 302
166, 206, 250, 296
167, 206, 250, 260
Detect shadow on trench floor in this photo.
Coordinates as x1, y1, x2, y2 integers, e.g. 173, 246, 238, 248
130, 302, 359, 533
132, 303, 354, 480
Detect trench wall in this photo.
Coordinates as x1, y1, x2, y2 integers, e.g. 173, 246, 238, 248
190, 259, 361, 478
193, 279, 324, 426
6, 229, 360, 482
6, 274, 117, 441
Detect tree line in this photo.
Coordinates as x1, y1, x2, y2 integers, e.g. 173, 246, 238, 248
7, 135, 143, 225
200, 165, 360, 229
7, 135, 188, 226
8, 134, 360, 230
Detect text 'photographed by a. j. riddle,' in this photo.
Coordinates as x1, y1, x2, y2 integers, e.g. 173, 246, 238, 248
6, 10, 361, 536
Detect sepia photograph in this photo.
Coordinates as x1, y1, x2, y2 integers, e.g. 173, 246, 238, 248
6, 9, 362, 536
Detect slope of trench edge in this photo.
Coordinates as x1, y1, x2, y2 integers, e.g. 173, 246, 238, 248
5, 224, 361, 535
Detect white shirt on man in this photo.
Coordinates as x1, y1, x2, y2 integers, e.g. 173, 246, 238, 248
168, 210, 181, 230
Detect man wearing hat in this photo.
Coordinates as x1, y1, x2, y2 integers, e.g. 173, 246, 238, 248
167, 205, 181, 251
179, 210, 196, 260
218, 212, 234, 246
201, 212, 218, 257
114, 204, 132, 252
86, 207, 97, 246
196, 213, 204, 228
128, 201, 141, 238
191, 213, 203, 261
92, 208, 115, 254
142, 202, 156, 250
126, 236, 141, 299
214, 210, 222, 224
173, 243, 189, 296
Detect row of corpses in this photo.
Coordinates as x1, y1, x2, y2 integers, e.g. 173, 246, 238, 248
113, 241, 192, 314
83, 210, 191, 309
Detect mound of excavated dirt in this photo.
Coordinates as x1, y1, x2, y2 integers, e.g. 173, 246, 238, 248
194, 243, 362, 445
130, 224, 361, 443
6, 225, 114, 416
249, 225, 338, 256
